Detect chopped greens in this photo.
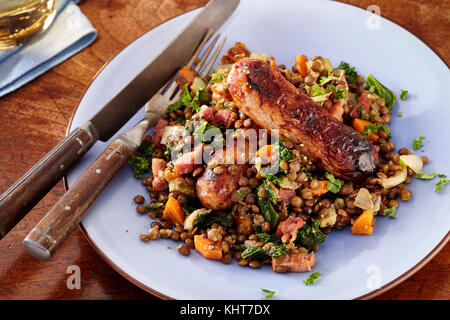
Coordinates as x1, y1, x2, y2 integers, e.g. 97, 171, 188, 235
144, 202, 164, 211
260, 139, 294, 180
303, 271, 322, 285
193, 211, 234, 229
166, 84, 192, 113
435, 179, 450, 192
261, 288, 275, 300
129, 156, 150, 179
413, 136, 425, 150
325, 172, 344, 194
295, 220, 326, 251
192, 119, 223, 147
237, 190, 247, 198
398, 111, 403, 118
241, 243, 289, 260
208, 73, 224, 83
400, 90, 408, 100
415, 172, 440, 180
338, 61, 357, 84
256, 180, 280, 230
319, 74, 341, 86
362, 123, 390, 139
166, 84, 209, 114
335, 88, 348, 101
365, 74, 396, 108
129, 139, 155, 178
383, 207, 397, 218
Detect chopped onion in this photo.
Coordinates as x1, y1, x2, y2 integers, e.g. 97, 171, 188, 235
278, 176, 300, 190
191, 77, 207, 94
399, 154, 423, 174
160, 125, 185, 145
319, 204, 337, 228
373, 195, 381, 213
249, 52, 270, 63
244, 240, 259, 247
184, 208, 210, 231
354, 188, 374, 210
379, 167, 407, 189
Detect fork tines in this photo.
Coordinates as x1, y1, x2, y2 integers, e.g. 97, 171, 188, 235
162, 29, 227, 102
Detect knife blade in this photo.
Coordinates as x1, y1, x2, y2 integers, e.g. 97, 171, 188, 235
0, 0, 240, 239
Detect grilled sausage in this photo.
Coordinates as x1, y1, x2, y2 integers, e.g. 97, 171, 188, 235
196, 146, 248, 210
227, 58, 379, 182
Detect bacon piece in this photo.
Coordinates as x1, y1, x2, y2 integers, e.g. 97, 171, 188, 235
152, 119, 168, 147
173, 144, 204, 176
272, 250, 316, 273
227, 58, 379, 182
215, 109, 238, 128
275, 216, 304, 242
151, 158, 168, 192
198, 106, 215, 123
278, 188, 296, 202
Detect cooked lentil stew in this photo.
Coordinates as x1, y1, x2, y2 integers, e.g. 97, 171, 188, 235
129, 42, 428, 273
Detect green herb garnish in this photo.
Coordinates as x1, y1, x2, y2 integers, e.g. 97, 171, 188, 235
364, 74, 396, 108
303, 271, 322, 285
295, 220, 326, 251
398, 111, 403, 118
400, 90, 408, 100
383, 207, 397, 218
261, 289, 275, 300
435, 179, 450, 192
325, 172, 344, 194
413, 136, 425, 150
337, 61, 357, 84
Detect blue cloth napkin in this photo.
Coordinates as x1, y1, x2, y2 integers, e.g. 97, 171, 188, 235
0, 0, 97, 97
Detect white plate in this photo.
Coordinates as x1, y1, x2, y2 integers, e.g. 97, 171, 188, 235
68, 0, 450, 299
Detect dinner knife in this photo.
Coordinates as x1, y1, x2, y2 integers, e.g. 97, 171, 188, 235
0, 0, 240, 239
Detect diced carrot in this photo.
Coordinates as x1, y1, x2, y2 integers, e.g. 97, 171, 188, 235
175, 66, 198, 89
235, 213, 254, 236
294, 54, 308, 77
227, 42, 250, 62
164, 170, 180, 181
194, 235, 223, 260
312, 181, 329, 197
162, 197, 185, 226
255, 145, 273, 163
353, 118, 379, 143
351, 210, 375, 235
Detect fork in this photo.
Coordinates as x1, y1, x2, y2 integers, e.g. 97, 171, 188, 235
23, 30, 227, 261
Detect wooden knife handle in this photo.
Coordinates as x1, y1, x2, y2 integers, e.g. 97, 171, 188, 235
0, 122, 98, 239
23, 139, 132, 260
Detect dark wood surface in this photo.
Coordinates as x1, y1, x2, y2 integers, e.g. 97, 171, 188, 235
0, 0, 448, 300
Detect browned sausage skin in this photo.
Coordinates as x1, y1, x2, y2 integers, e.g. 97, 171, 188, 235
227, 58, 379, 182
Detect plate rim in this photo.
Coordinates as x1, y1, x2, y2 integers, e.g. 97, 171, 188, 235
64, 1, 450, 300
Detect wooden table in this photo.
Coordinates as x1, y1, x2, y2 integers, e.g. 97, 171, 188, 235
0, 0, 448, 300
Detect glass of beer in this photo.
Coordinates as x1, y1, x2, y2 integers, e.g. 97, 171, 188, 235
0, 0, 56, 50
